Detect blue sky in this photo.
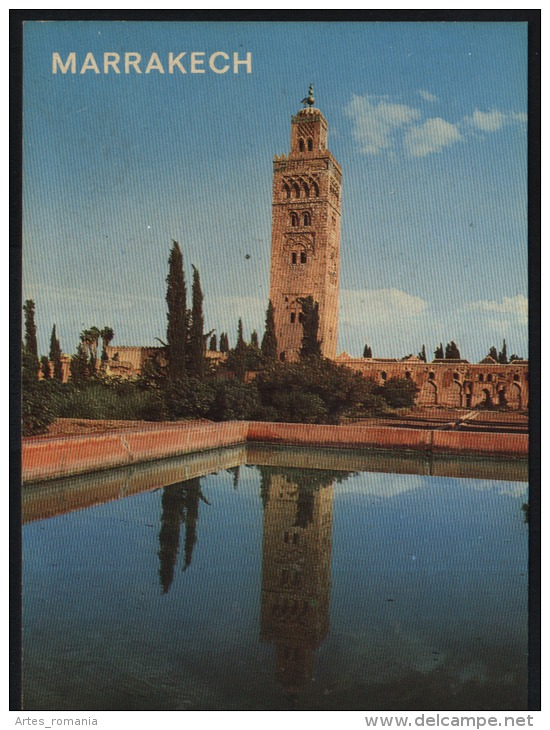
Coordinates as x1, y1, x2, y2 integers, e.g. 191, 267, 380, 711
22, 21, 528, 361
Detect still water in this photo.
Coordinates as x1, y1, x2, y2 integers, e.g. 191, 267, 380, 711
22, 446, 528, 711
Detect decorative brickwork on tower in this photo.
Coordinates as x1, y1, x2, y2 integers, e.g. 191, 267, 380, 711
269, 94, 342, 361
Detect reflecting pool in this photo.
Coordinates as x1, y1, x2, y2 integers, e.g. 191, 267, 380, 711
22, 446, 528, 710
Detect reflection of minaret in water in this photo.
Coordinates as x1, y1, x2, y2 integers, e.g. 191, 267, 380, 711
259, 467, 336, 699
157, 477, 209, 593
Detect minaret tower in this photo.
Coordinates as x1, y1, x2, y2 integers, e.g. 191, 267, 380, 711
269, 85, 342, 361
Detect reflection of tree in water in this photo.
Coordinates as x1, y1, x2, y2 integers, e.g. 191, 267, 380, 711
157, 477, 210, 594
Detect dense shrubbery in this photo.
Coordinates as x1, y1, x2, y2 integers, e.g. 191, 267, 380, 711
21, 360, 420, 434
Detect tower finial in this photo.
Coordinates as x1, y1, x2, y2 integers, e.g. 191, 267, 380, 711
300, 83, 315, 108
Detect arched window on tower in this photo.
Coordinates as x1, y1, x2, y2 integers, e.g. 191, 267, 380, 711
291, 212, 299, 227
300, 251, 307, 264
312, 181, 320, 197
293, 184, 300, 199
307, 138, 313, 151
302, 182, 310, 198
299, 139, 305, 152
283, 184, 291, 199
291, 252, 297, 265
303, 212, 311, 226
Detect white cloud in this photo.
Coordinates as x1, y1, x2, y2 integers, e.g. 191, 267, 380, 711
418, 89, 438, 102
345, 94, 421, 154
340, 288, 428, 323
467, 295, 528, 322
464, 109, 528, 133
404, 117, 463, 157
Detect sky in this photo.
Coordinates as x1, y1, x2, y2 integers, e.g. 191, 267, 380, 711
22, 20, 529, 362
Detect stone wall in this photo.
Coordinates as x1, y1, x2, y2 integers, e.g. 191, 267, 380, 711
334, 355, 529, 410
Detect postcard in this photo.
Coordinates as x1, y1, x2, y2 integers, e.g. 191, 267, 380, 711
18, 18, 535, 717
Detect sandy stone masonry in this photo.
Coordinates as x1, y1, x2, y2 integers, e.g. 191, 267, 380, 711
269, 106, 342, 361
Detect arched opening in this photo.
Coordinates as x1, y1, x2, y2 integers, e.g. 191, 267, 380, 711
290, 312, 296, 324
290, 212, 299, 227
453, 372, 460, 380
429, 371, 435, 380
291, 252, 297, 264
420, 380, 438, 406
498, 388, 508, 408
312, 181, 320, 197
508, 382, 522, 409
307, 138, 313, 151
513, 373, 520, 382
302, 182, 310, 198
447, 380, 462, 408
303, 212, 311, 226
482, 388, 493, 409
283, 184, 291, 199
299, 138, 305, 152
381, 371, 387, 381
300, 251, 307, 264
487, 374, 493, 383
478, 373, 485, 382
293, 184, 300, 199
405, 371, 412, 379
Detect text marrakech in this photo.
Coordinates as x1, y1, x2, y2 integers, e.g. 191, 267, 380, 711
52, 51, 252, 75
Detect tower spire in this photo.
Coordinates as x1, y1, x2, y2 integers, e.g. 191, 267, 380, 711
300, 83, 315, 108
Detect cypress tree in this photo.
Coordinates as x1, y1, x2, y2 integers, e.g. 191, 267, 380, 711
187, 265, 205, 378
434, 343, 444, 359
363, 344, 372, 358
418, 344, 426, 362
49, 324, 63, 381
250, 330, 259, 349
166, 240, 188, 382
40, 355, 51, 379
261, 300, 278, 361
498, 339, 508, 364
488, 346, 498, 361
219, 332, 229, 353
23, 300, 39, 379
299, 296, 322, 359
445, 341, 461, 359
209, 334, 217, 352
70, 342, 89, 382
236, 318, 245, 349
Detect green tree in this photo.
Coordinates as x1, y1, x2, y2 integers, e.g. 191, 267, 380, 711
250, 330, 259, 349
100, 326, 114, 364
187, 266, 205, 378
445, 341, 461, 359
70, 342, 90, 383
255, 359, 374, 424
209, 334, 217, 351
23, 300, 39, 380
261, 300, 278, 361
509, 353, 522, 362
298, 295, 322, 359
434, 343, 444, 359
376, 377, 419, 408
40, 355, 51, 379
219, 332, 229, 353
363, 344, 373, 358
487, 346, 498, 361
418, 344, 427, 362
498, 338, 508, 364
236, 318, 245, 349
49, 324, 63, 381
166, 240, 189, 382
